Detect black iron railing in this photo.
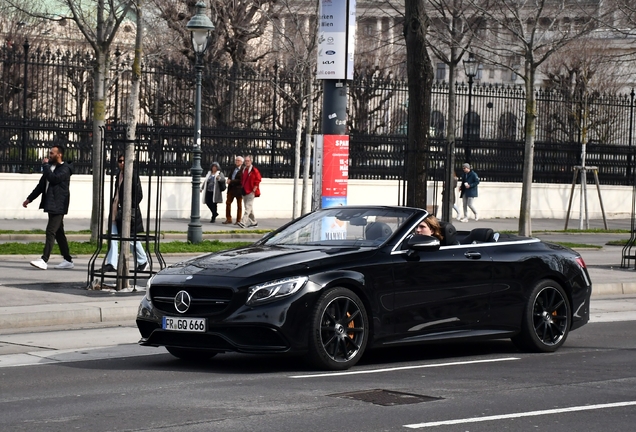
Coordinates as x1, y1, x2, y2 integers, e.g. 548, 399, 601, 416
1, 44, 635, 183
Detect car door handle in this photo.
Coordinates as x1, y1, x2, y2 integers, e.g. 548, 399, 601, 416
464, 251, 481, 259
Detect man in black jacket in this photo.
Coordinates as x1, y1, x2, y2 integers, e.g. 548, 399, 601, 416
22, 145, 74, 270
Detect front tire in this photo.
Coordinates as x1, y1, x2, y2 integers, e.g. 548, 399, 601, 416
512, 280, 571, 352
307, 287, 369, 370
166, 347, 218, 361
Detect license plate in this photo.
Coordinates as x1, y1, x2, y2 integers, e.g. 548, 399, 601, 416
162, 317, 207, 332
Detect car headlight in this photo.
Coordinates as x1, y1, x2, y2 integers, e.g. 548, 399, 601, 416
144, 275, 154, 301
246, 276, 308, 306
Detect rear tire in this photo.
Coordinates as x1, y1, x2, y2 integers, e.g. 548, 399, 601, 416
166, 347, 218, 361
307, 287, 369, 371
512, 280, 570, 352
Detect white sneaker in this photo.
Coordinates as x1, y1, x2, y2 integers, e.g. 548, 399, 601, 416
54, 260, 74, 269
474, 215, 479, 221
460, 217, 469, 223
30, 258, 47, 270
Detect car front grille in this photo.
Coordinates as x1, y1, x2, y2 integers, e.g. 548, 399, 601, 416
150, 284, 234, 316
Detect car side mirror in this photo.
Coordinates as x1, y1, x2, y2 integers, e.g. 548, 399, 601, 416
407, 234, 441, 251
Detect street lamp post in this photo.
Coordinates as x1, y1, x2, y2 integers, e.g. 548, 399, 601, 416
463, 53, 478, 164
186, 2, 215, 244
21, 39, 30, 173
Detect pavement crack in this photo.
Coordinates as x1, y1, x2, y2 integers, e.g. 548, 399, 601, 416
0, 340, 58, 350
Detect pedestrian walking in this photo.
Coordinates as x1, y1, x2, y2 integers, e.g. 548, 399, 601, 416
102, 155, 148, 273
223, 156, 244, 225
459, 163, 479, 222
237, 155, 262, 228
442, 171, 461, 221
22, 145, 74, 270
201, 162, 225, 223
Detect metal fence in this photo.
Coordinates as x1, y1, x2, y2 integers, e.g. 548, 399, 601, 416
1, 44, 635, 184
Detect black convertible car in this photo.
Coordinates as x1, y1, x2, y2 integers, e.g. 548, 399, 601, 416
136, 206, 592, 370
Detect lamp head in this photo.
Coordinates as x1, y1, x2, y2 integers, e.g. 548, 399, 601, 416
463, 53, 478, 78
186, 2, 215, 54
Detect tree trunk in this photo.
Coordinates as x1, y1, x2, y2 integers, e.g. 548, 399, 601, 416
302, 73, 313, 216
292, 81, 303, 219
117, 1, 144, 290
90, 50, 107, 243
404, 0, 434, 209
519, 61, 536, 236
442, 50, 458, 221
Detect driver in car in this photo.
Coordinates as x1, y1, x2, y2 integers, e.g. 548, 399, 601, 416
414, 215, 444, 242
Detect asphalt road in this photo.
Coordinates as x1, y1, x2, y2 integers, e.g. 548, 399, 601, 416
1, 320, 635, 432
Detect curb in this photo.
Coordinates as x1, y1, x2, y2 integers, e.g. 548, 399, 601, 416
0, 283, 632, 331
593, 282, 636, 296
0, 299, 141, 330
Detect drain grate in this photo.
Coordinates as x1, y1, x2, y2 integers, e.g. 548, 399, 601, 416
329, 389, 442, 406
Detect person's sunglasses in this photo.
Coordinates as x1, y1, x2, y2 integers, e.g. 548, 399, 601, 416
118, 159, 124, 163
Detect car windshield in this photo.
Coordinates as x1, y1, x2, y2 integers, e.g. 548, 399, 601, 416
259, 207, 419, 247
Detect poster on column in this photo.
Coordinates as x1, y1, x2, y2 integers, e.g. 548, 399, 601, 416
320, 135, 349, 241
321, 134, 349, 209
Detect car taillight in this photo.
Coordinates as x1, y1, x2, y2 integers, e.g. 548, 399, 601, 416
575, 256, 587, 268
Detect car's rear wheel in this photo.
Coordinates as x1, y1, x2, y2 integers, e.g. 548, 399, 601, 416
166, 347, 218, 361
307, 287, 369, 370
512, 280, 571, 352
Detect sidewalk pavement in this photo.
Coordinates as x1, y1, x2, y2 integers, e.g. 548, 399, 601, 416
0, 217, 635, 332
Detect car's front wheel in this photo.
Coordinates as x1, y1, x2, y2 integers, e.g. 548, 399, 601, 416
166, 347, 218, 361
307, 287, 369, 370
512, 280, 571, 352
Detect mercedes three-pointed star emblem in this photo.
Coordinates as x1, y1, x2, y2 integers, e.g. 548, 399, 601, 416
174, 290, 191, 314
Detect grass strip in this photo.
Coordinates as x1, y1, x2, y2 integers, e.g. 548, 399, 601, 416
606, 239, 630, 246
533, 228, 631, 234
0, 240, 253, 255
0, 229, 269, 236
554, 242, 603, 249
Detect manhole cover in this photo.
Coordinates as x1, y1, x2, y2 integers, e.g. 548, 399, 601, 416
329, 389, 442, 406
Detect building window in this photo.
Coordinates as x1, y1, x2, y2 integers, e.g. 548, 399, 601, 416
511, 66, 519, 82
498, 112, 517, 140
436, 63, 446, 81
476, 64, 484, 80
463, 112, 481, 140
430, 110, 445, 138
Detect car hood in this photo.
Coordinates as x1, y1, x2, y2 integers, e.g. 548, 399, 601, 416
159, 244, 370, 278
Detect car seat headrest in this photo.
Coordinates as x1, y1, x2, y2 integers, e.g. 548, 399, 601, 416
439, 221, 458, 246
365, 222, 392, 241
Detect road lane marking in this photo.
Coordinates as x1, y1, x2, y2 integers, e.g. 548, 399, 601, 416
289, 357, 520, 379
403, 401, 636, 428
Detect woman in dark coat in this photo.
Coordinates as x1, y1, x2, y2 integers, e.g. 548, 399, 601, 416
103, 155, 148, 273
201, 162, 226, 223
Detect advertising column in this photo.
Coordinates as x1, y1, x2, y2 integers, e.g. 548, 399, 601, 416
315, 0, 355, 209
321, 135, 349, 208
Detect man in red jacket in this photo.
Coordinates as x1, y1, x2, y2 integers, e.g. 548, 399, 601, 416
237, 155, 261, 228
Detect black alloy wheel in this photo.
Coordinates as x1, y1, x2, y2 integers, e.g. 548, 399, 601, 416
512, 280, 571, 352
307, 287, 369, 370
166, 347, 218, 361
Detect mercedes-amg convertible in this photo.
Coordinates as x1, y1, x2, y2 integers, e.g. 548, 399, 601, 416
136, 206, 591, 370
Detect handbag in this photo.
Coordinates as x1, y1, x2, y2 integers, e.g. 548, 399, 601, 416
218, 177, 227, 192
